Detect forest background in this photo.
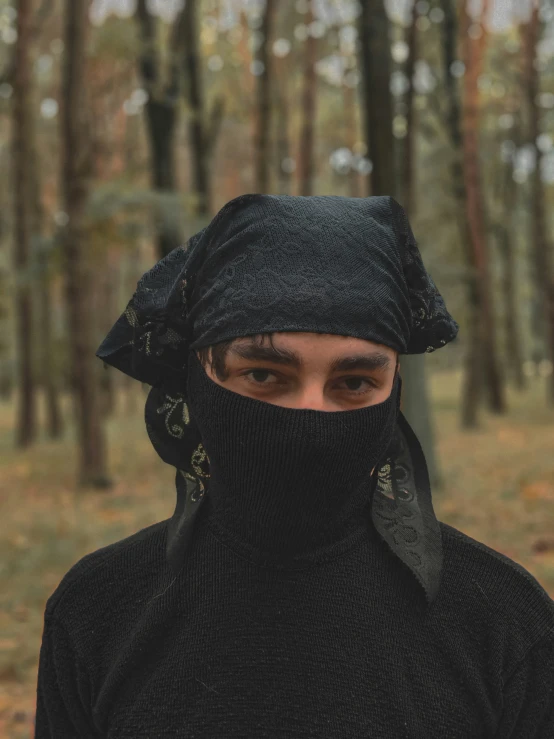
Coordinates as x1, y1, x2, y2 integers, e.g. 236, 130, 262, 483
1, 0, 554, 736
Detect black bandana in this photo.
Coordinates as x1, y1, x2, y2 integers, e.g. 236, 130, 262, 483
96, 194, 458, 608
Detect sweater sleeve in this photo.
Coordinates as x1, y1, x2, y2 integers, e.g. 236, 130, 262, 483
35, 614, 97, 738
495, 628, 554, 738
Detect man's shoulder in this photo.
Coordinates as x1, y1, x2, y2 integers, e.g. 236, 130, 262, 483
438, 520, 554, 650
43, 518, 169, 622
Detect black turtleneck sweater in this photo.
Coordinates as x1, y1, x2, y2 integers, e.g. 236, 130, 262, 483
36, 355, 554, 738
34, 505, 554, 738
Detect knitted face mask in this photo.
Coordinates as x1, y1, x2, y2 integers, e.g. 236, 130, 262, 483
184, 348, 401, 565
96, 194, 459, 608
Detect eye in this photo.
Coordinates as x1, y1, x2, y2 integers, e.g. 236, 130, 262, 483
242, 369, 281, 386
241, 370, 378, 395
335, 377, 378, 394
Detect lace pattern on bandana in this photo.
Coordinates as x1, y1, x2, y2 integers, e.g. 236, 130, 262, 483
372, 424, 428, 581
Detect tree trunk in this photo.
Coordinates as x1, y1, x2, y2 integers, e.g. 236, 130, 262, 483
399, 354, 442, 489
144, 99, 181, 258
462, 0, 505, 415
30, 128, 63, 440
358, 0, 441, 489
254, 0, 275, 193
0, 263, 11, 399
495, 113, 526, 392
400, 0, 441, 490
123, 246, 142, 416
297, 5, 317, 196
274, 1, 293, 195
522, 7, 554, 404
13, 0, 37, 448
0, 200, 11, 399
275, 59, 291, 194
238, 9, 255, 99
29, 5, 64, 438
182, 0, 211, 220
342, 82, 361, 198
37, 243, 64, 439
62, 0, 110, 489
403, 0, 418, 217
357, 0, 396, 197
495, 221, 526, 391
440, 0, 482, 429
136, 0, 182, 259
96, 251, 118, 419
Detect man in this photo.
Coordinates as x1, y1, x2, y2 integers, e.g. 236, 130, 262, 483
35, 194, 554, 737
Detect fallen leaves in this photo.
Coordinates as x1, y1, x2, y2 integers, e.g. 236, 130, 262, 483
520, 481, 554, 501
496, 427, 527, 446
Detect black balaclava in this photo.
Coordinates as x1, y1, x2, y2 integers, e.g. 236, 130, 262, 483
185, 348, 400, 566
95, 194, 459, 608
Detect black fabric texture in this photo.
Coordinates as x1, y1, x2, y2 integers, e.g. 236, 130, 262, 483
95, 193, 457, 607
34, 520, 554, 737
186, 194, 455, 354
184, 350, 398, 565
35, 193, 554, 736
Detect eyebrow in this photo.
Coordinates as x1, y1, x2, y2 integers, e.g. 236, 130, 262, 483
228, 342, 392, 373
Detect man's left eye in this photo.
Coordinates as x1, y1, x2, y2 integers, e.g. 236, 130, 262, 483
338, 377, 376, 393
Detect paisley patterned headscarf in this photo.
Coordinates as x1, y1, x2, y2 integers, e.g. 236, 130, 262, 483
96, 194, 459, 607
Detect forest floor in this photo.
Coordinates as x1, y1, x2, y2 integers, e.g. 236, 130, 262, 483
1, 369, 554, 738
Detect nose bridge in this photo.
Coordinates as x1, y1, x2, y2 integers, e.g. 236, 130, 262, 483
294, 375, 331, 411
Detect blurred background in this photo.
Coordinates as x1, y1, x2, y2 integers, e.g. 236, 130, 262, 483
0, 0, 553, 735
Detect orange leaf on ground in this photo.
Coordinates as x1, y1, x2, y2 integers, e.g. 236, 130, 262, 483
520, 481, 554, 500
0, 639, 18, 650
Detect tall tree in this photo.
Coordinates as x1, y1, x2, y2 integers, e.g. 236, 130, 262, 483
13, 0, 37, 447
402, 0, 419, 216
31, 0, 64, 441
273, 2, 296, 195
297, 3, 317, 196
95, 252, 119, 419
342, 80, 361, 198
62, 0, 110, 488
31, 139, 64, 439
522, 4, 554, 404
358, 0, 395, 196
135, 0, 185, 258
254, 0, 276, 192
88, 52, 138, 419
274, 53, 292, 194
135, 0, 222, 253
440, 0, 482, 428
0, 265, 11, 399
493, 110, 526, 391
358, 0, 441, 489
400, 0, 442, 488
180, 0, 219, 221
461, 0, 505, 415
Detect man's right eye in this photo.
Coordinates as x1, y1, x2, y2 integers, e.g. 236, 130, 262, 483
242, 369, 280, 386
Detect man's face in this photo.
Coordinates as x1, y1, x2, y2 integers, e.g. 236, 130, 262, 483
197, 332, 399, 412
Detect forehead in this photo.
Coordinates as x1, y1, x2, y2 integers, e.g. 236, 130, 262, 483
227, 333, 397, 372
232, 332, 396, 354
